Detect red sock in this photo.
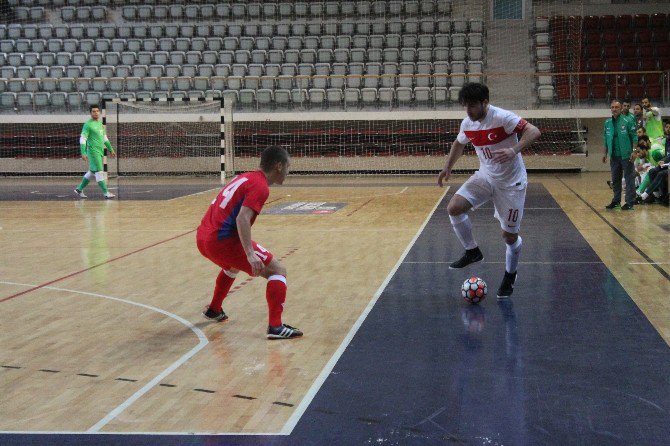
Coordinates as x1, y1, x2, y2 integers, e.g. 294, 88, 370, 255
208, 269, 237, 312
266, 275, 287, 327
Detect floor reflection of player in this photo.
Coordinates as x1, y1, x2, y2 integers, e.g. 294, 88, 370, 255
437, 302, 526, 443
76, 200, 112, 281
493, 300, 527, 444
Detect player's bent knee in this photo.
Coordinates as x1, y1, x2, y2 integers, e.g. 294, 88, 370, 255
94, 171, 105, 182
447, 194, 471, 216
261, 259, 286, 279
502, 231, 518, 245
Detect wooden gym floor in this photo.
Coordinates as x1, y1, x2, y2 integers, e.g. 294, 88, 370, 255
0, 172, 668, 445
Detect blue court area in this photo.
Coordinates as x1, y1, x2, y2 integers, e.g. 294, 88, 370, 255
3, 183, 669, 446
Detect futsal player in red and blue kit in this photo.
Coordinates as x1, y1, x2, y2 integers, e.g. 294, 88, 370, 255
197, 146, 302, 339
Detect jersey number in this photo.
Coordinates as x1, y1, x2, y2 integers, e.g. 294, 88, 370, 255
482, 147, 493, 159
507, 209, 519, 222
219, 177, 248, 209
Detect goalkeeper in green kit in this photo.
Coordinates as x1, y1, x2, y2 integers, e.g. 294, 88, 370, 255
74, 104, 116, 199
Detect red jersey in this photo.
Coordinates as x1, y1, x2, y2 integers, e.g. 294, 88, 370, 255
198, 170, 269, 240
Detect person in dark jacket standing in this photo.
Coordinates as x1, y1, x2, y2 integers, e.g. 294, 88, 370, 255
603, 99, 638, 210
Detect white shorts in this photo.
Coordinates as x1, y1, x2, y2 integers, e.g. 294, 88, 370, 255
455, 170, 527, 234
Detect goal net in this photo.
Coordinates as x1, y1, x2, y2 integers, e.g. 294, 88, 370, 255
228, 110, 586, 175
103, 99, 225, 181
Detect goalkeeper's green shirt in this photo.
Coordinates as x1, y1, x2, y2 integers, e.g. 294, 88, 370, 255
80, 119, 112, 156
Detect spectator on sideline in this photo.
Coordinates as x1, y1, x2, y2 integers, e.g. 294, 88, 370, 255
632, 103, 645, 130
642, 97, 664, 144
622, 100, 633, 121
603, 99, 638, 210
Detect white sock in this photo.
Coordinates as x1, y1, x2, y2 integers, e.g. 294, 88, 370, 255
505, 236, 522, 274
653, 191, 661, 197
641, 192, 649, 200
449, 213, 477, 250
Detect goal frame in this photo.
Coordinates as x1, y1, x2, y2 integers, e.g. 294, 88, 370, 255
101, 97, 226, 183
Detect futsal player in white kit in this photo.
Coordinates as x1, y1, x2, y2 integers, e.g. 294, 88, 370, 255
437, 83, 542, 298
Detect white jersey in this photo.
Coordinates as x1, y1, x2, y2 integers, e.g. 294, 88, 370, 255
457, 105, 529, 187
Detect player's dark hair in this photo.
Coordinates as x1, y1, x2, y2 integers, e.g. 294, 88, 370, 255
260, 146, 289, 171
89, 104, 100, 111
458, 83, 489, 105
638, 135, 650, 144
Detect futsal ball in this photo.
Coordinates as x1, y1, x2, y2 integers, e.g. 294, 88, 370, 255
461, 276, 487, 304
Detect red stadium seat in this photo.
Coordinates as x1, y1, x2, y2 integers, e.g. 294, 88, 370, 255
583, 15, 600, 30
591, 84, 608, 100
607, 59, 623, 71
626, 84, 644, 100
609, 83, 626, 100
632, 14, 649, 28
590, 73, 607, 86
608, 73, 624, 85
600, 15, 616, 29
639, 59, 658, 71
615, 15, 632, 29
656, 44, 670, 58
660, 59, 670, 70
554, 60, 569, 72
638, 45, 653, 59
626, 73, 643, 85
617, 30, 635, 45
585, 30, 601, 44
650, 13, 666, 28
602, 45, 618, 58
584, 44, 603, 58
621, 59, 639, 71
645, 73, 661, 86
555, 78, 571, 100
587, 58, 605, 71
645, 84, 661, 99
651, 30, 668, 43
601, 30, 617, 44
637, 30, 652, 44
620, 44, 637, 59
549, 16, 565, 32
577, 84, 589, 100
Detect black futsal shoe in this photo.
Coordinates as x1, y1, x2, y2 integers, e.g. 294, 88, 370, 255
202, 307, 228, 322
449, 247, 484, 269
267, 324, 303, 339
497, 271, 517, 299
621, 203, 634, 210
605, 201, 620, 209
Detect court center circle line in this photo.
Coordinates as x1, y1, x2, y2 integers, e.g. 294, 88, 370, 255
0, 280, 209, 433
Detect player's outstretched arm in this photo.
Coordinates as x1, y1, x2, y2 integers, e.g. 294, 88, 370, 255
236, 206, 263, 276
438, 140, 466, 187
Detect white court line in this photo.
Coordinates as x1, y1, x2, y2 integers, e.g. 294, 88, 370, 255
281, 186, 449, 435
629, 262, 670, 265
404, 261, 605, 264
166, 187, 220, 202
0, 431, 275, 436
0, 280, 208, 433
